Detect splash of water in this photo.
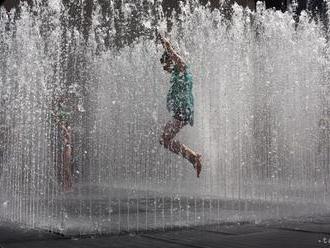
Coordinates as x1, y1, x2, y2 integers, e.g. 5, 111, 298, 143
0, 2, 329, 234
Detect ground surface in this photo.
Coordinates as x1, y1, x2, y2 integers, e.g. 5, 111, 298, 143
1, 215, 330, 248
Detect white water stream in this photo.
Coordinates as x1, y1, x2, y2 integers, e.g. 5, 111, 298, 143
0, 2, 329, 234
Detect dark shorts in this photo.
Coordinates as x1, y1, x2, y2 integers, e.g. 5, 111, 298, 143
173, 108, 194, 126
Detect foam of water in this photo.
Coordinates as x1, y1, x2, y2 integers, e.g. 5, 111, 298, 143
0, 2, 329, 234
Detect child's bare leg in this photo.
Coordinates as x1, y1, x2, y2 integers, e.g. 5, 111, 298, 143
160, 118, 197, 165
63, 147, 73, 192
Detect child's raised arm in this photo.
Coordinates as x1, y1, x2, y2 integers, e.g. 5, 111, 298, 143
159, 34, 186, 72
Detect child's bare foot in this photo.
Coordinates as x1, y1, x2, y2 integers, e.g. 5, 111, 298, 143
194, 154, 202, 178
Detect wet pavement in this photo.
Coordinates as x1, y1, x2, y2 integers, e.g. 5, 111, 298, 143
1, 215, 330, 248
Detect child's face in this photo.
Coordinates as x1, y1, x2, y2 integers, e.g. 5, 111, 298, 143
161, 52, 173, 73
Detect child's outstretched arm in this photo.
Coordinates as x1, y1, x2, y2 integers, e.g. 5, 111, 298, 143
159, 34, 186, 72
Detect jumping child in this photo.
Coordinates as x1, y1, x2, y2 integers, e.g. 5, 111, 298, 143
158, 34, 202, 178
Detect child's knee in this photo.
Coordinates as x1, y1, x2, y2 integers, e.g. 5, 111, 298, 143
160, 134, 170, 148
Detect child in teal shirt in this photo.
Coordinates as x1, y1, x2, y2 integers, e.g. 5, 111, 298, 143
158, 34, 202, 178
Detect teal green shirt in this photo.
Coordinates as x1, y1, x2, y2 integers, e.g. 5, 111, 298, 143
166, 65, 194, 126
58, 110, 71, 122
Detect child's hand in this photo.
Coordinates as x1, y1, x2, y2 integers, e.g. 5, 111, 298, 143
156, 33, 163, 44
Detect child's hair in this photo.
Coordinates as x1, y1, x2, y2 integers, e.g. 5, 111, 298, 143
160, 51, 172, 65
